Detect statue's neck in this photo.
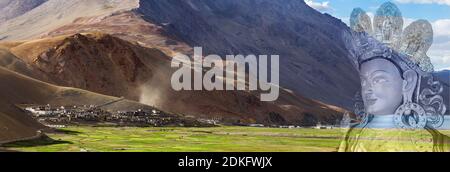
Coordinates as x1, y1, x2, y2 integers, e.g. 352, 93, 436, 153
366, 114, 396, 129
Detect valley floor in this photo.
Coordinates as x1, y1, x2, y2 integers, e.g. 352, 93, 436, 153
1, 126, 345, 152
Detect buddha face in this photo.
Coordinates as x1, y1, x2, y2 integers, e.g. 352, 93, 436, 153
360, 58, 405, 115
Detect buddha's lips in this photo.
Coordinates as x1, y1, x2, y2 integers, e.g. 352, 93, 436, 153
365, 98, 377, 106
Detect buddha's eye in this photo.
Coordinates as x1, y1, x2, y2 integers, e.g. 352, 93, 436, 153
372, 77, 388, 84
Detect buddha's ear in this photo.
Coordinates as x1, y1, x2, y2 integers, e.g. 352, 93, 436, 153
402, 70, 418, 92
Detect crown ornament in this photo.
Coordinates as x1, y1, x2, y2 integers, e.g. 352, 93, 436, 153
349, 2, 434, 73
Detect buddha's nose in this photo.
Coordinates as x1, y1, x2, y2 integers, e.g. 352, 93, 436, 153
362, 83, 373, 93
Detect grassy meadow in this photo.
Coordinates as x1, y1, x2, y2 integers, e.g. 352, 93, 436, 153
2, 126, 345, 152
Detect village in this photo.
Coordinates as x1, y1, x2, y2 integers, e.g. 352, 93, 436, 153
246, 122, 341, 130
245, 113, 352, 130
22, 102, 345, 130
21, 103, 187, 128
18, 96, 348, 130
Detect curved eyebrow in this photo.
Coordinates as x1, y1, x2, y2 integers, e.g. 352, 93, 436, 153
360, 70, 388, 78
369, 70, 390, 78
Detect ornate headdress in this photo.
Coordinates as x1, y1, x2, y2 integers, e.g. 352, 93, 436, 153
348, 2, 434, 73
344, 2, 447, 129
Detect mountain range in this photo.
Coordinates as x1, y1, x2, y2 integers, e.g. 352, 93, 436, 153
0, 0, 46, 24
0, 0, 447, 142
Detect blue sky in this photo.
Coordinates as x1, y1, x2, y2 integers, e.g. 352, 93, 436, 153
305, 0, 450, 71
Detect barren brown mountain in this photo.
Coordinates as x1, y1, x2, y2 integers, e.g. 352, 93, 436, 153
0, 0, 139, 40
0, 32, 345, 126
0, 64, 157, 142
42, 11, 192, 55
0, 0, 46, 24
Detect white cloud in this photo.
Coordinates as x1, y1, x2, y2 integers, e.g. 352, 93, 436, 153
429, 19, 450, 70
395, 0, 450, 6
305, 0, 331, 12
433, 19, 450, 36
409, 19, 450, 70
429, 40, 450, 70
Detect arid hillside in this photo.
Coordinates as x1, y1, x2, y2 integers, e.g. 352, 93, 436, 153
0, 0, 47, 24
0, 0, 139, 40
0, 66, 147, 142
0, 32, 345, 126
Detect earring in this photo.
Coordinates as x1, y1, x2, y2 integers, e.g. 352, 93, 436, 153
393, 93, 427, 130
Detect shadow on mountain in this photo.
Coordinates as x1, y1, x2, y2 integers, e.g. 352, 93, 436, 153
52, 129, 83, 135
2, 135, 73, 148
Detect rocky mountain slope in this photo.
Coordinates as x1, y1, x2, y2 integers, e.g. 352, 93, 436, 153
42, 11, 192, 55
0, 58, 213, 143
0, 66, 140, 142
136, 0, 361, 109
2, 33, 155, 100
0, 32, 345, 126
0, 0, 361, 109
0, 0, 139, 40
0, 0, 46, 24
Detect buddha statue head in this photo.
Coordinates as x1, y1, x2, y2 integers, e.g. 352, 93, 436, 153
349, 34, 446, 129
346, 2, 446, 129
359, 57, 417, 116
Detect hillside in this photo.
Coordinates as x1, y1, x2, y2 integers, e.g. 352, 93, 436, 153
42, 11, 192, 55
0, 0, 47, 24
136, 0, 361, 109
0, 0, 361, 111
0, 0, 361, 109
0, 32, 345, 126
0, 0, 139, 41
2, 33, 156, 100
0, 64, 210, 142
0, 67, 96, 142
0, 48, 43, 80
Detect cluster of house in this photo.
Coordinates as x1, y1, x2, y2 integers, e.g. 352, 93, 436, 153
23, 104, 175, 127
246, 122, 340, 129
197, 117, 222, 125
